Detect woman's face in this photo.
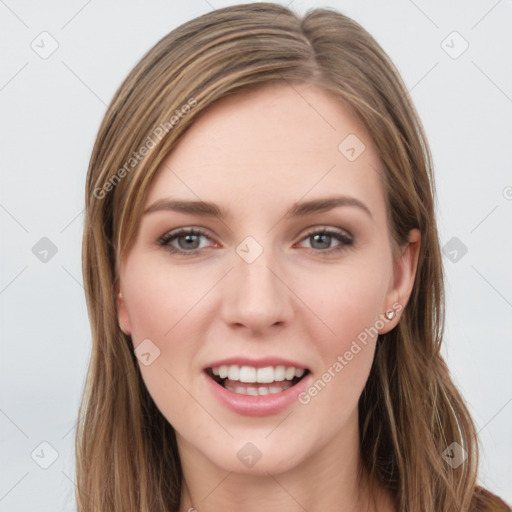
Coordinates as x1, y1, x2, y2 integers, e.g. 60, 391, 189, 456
117, 83, 420, 475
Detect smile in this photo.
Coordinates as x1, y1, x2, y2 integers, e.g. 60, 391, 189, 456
205, 364, 310, 396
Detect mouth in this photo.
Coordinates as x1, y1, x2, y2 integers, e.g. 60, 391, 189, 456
204, 364, 311, 396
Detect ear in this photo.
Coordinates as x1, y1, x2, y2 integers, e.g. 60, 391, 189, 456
379, 228, 421, 334
116, 283, 132, 336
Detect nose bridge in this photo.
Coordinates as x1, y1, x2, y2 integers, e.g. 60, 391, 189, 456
222, 238, 292, 330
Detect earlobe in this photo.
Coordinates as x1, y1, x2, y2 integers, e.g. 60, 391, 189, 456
116, 287, 132, 335
379, 228, 421, 334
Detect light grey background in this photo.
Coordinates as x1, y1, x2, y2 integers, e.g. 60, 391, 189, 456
1, 0, 511, 510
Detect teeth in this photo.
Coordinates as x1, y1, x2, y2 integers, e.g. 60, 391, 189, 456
239, 366, 257, 383
225, 381, 293, 395
211, 364, 306, 383
256, 367, 274, 383
227, 365, 240, 380
218, 365, 228, 378
269, 384, 291, 393
274, 365, 286, 381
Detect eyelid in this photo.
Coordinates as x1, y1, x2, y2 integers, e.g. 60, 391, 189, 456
300, 225, 352, 241
157, 226, 214, 250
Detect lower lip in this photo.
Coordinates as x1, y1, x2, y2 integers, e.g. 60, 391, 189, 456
204, 371, 312, 417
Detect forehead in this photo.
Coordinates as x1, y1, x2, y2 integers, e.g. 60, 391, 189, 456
145, 83, 386, 222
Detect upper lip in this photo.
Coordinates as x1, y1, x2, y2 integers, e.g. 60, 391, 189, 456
203, 357, 309, 371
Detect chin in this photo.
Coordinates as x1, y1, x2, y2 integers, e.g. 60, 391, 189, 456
192, 433, 313, 477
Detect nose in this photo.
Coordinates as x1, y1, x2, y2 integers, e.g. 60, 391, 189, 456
220, 247, 293, 334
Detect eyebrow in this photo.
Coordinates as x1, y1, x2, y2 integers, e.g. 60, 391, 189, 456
143, 195, 373, 219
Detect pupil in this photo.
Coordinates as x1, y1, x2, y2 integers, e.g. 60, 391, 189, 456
312, 234, 330, 249
181, 234, 199, 249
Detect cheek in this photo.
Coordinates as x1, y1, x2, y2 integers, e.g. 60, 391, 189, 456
122, 254, 205, 342
121, 256, 208, 410
306, 255, 389, 347
123, 266, 202, 431
300, 257, 388, 402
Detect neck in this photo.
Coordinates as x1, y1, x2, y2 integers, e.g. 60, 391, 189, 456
176, 409, 394, 512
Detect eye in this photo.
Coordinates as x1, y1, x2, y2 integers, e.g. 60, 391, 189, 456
296, 227, 354, 254
157, 227, 213, 255
157, 226, 354, 256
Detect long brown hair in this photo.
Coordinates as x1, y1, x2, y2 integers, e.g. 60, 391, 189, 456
77, 3, 509, 510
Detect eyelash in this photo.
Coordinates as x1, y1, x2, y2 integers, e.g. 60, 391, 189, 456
157, 226, 354, 256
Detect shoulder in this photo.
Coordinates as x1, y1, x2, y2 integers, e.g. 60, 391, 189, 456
472, 485, 512, 512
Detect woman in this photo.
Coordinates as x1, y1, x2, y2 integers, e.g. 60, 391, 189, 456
77, 3, 511, 511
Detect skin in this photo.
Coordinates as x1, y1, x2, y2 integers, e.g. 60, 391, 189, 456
117, 82, 420, 512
